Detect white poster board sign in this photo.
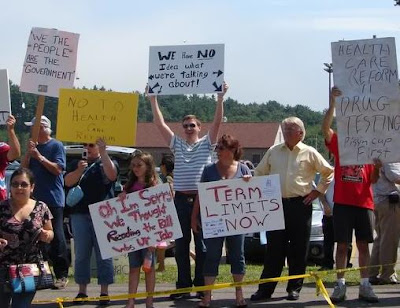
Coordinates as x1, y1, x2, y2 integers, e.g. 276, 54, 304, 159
89, 183, 182, 259
148, 44, 224, 95
197, 174, 285, 239
331, 37, 400, 165
0, 69, 11, 125
20, 27, 80, 98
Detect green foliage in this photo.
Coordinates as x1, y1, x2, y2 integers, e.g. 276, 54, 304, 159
8, 81, 329, 158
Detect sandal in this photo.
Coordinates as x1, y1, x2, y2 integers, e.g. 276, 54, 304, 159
235, 299, 247, 308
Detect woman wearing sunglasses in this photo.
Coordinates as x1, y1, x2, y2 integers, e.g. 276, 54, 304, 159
191, 134, 251, 308
0, 168, 53, 308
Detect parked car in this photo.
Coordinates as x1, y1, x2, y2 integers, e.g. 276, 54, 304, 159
243, 199, 324, 265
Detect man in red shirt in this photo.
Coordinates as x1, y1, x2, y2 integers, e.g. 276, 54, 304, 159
322, 87, 380, 303
0, 115, 21, 200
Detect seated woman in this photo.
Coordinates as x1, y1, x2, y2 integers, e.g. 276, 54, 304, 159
0, 168, 54, 308
191, 134, 251, 308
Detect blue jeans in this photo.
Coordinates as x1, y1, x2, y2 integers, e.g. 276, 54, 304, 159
0, 289, 35, 308
204, 235, 245, 276
46, 206, 70, 279
174, 192, 206, 288
70, 214, 114, 285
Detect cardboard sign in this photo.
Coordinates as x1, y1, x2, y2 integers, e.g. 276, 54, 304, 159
331, 37, 400, 165
20, 27, 80, 98
56, 89, 139, 146
89, 183, 182, 259
0, 69, 11, 125
197, 174, 285, 239
148, 44, 224, 95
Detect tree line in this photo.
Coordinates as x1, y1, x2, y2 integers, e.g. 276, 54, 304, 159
2, 81, 331, 158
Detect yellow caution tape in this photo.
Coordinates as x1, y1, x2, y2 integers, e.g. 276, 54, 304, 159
32, 263, 397, 308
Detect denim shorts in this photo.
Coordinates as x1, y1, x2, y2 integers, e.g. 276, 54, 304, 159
128, 248, 156, 268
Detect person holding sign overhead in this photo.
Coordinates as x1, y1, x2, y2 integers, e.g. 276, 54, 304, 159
22, 115, 70, 289
64, 138, 118, 305
0, 115, 21, 201
251, 117, 333, 302
192, 134, 251, 308
323, 87, 380, 303
148, 82, 228, 299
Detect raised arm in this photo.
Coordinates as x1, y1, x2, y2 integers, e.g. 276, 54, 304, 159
148, 89, 174, 145
209, 82, 228, 143
6, 115, 21, 161
322, 87, 341, 143
97, 138, 118, 181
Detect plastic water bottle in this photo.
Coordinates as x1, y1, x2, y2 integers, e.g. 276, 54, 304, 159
142, 250, 152, 273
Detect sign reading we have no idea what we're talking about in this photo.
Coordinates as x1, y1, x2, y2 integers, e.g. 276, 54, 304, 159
148, 44, 224, 95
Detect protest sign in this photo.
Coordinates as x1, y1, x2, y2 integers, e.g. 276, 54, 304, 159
148, 44, 224, 95
89, 183, 182, 259
0, 69, 11, 125
56, 89, 139, 146
197, 174, 285, 239
20, 27, 79, 98
331, 37, 400, 165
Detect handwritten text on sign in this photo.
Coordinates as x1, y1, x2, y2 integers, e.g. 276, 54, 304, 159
56, 89, 138, 146
331, 37, 400, 165
0, 69, 11, 125
89, 183, 182, 259
20, 27, 79, 98
198, 174, 285, 239
148, 44, 224, 95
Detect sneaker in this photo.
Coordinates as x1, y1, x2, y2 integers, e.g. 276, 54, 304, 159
330, 283, 346, 303
369, 276, 381, 285
380, 275, 400, 285
53, 277, 69, 289
169, 292, 191, 300
359, 283, 379, 303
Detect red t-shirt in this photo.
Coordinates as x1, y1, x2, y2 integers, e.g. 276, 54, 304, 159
0, 143, 10, 201
325, 133, 374, 210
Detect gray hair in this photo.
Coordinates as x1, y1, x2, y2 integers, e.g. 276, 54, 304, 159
282, 117, 306, 141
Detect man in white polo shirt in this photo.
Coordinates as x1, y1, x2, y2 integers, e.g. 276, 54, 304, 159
149, 84, 228, 299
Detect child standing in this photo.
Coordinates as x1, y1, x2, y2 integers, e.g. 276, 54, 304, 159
121, 152, 158, 308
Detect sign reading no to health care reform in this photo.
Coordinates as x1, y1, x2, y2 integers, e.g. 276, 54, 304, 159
0, 69, 11, 125
20, 27, 80, 98
148, 44, 224, 95
89, 183, 182, 259
56, 89, 139, 146
197, 174, 285, 239
331, 37, 400, 165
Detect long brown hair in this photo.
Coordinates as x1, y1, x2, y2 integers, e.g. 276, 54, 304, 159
124, 152, 158, 193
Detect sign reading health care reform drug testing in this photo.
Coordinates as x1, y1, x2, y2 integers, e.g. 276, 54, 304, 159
197, 174, 285, 239
148, 44, 224, 95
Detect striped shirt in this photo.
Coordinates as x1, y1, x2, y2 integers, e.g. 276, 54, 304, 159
170, 134, 214, 191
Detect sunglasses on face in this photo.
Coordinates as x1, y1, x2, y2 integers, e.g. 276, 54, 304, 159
11, 181, 30, 188
83, 143, 95, 147
183, 123, 196, 129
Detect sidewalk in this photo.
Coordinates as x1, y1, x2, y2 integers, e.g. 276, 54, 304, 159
33, 281, 400, 307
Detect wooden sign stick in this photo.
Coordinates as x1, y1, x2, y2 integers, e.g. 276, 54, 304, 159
31, 95, 45, 143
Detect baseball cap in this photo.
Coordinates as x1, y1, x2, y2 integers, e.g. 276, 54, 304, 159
24, 115, 52, 128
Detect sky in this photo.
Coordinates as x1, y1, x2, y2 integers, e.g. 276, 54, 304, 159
0, 0, 399, 111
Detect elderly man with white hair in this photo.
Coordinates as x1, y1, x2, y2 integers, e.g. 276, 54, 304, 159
250, 117, 333, 302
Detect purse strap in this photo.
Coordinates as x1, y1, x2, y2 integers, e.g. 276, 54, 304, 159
77, 160, 99, 185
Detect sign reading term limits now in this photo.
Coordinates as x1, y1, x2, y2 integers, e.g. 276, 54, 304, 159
148, 44, 224, 95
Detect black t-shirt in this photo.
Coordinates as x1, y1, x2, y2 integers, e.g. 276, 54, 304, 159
66, 158, 119, 214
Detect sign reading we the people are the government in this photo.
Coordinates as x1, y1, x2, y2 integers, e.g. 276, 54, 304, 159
197, 174, 285, 239
331, 37, 400, 165
56, 89, 138, 146
148, 44, 224, 95
89, 183, 182, 259
20, 27, 80, 98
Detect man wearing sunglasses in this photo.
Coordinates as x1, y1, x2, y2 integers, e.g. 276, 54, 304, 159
0, 115, 21, 201
22, 115, 70, 289
149, 83, 228, 299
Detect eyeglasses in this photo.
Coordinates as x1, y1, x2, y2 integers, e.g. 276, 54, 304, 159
83, 143, 95, 147
183, 123, 196, 129
11, 181, 30, 188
